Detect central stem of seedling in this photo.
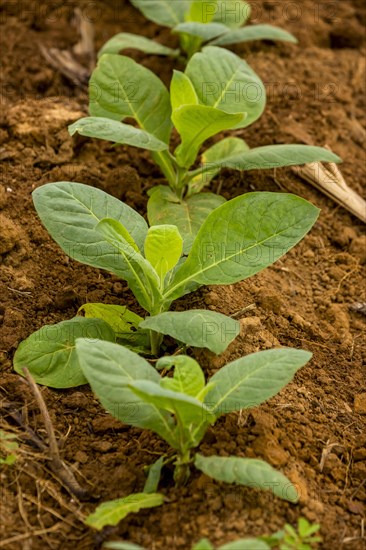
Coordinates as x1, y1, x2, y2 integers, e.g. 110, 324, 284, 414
149, 330, 163, 356
174, 448, 192, 486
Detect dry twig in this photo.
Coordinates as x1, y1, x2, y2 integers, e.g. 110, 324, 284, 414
293, 159, 366, 223
18, 368, 90, 500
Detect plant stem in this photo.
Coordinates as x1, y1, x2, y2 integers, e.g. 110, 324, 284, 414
174, 448, 191, 486
149, 330, 163, 356
153, 151, 177, 188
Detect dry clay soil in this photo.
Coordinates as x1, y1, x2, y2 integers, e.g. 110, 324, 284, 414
0, 1, 365, 549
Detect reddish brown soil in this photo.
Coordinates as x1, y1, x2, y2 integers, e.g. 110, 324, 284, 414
0, 1, 365, 549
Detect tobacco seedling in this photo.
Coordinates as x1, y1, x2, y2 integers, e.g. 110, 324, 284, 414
14, 182, 319, 386
70, 47, 341, 249
101, 518, 321, 549
100, 0, 298, 62
76, 343, 311, 492
261, 517, 322, 550
103, 538, 270, 550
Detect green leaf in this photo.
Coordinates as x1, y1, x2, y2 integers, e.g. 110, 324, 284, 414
98, 32, 179, 57
189, 137, 250, 193
96, 218, 161, 313
158, 355, 205, 398
14, 318, 115, 388
140, 310, 239, 354
69, 117, 169, 152
194, 454, 299, 502
170, 70, 198, 111
143, 456, 164, 494
78, 303, 143, 338
86, 492, 164, 530
202, 136, 250, 164
164, 192, 319, 301
76, 339, 177, 446
211, 24, 297, 46
144, 225, 183, 284
130, 0, 190, 27
220, 540, 270, 550
129, 380, 216, 427
173, 22, 228, 42
191, 539, 215, 550
104, 543, 146, 550
212, 0, 251, 27
188, 0, 218, 23
147, 186, 226, 254
78, 303, 150, 354
97, 217, 140, 252
173, 104, 244, 167
32, 181, 148, 271
205, 348, 312, 416
297, 518, 321, 538
185, 46, 265, 128
89, 54, 172, 143
210, 144, 342, 171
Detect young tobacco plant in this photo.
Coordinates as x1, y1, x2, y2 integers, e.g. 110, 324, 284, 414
70, 46, 341, 250
101, 518, 321, 550
76, 343, 311, 491
101, 0, 298, 62
14, 182, 319, 386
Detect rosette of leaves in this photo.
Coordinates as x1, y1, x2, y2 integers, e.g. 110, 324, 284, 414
14, 184, 319, 386
69, 47, 340, 250
100, 0, 298, 61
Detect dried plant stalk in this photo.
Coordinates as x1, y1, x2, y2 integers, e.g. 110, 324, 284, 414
293, 161, 366, 223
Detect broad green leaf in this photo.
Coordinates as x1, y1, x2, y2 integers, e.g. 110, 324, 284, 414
205, 348, 312, 416
192, 540, 215, 550
96, 218, 161, 313
211, 24, 297, 46
188, 0, 218, 23
173, 22, 228, 42
97, 218, 140, 251
32, 182, 148, 272
220, 540, 270, 550
211, 144, 342, 171
86, 492, 164, 530
194, 454, 299, 502
144, 225, 183, 284
147, 186, 226, 254
212, 0, 251, 27
140, 310, 240, 354
98, 32, 179, 57
76, 339, 177, 446
79, 303, 150, 354
202, 136, 250, 162
158, 355, 205, 398
143, 456, 164, 494
129, 380, 216, 428
89, 54, 172, 143
164, 193, 319, 301
69, 117, 169, 152
130, 0, 190, 27
188, 137, 250, 193
78, 304, 143, 338
14, 318, 115, 388
170, 70, 198, 111
173, 104, 244, 167
185, 46, 265, 128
